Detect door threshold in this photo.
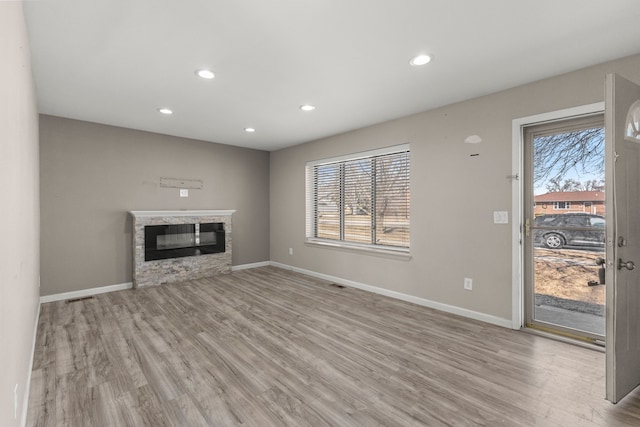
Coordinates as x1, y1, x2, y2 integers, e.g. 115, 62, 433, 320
523, 326, 605, 352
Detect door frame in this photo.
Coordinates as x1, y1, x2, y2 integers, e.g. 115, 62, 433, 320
511, 102, 605, 329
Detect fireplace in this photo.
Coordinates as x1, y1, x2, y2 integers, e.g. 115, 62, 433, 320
144, 222, 225, 261
129, 210, 234, 288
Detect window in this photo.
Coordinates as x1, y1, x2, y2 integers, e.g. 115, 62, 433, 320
306, 145, 410, 252
564, 216, 587, 227
553, 201, 571, 210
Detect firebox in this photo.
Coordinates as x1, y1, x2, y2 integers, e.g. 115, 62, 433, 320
144, 222, 225, 261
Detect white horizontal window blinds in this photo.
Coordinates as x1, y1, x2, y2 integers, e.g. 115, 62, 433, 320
344, 158, 373, 244
375, 150, 410, 248
306, 145, 410, 250
314, 163, 341, 240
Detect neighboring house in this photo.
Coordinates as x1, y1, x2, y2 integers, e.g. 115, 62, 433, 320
534, 191, 605, 216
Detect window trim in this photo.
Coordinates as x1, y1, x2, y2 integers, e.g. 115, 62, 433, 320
305, 144, 410, 255
304, 238, 412, 260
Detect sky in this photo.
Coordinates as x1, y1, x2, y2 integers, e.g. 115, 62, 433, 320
532, 127, 605, 195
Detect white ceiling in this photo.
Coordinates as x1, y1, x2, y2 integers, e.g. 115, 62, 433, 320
23, 0, 640, 151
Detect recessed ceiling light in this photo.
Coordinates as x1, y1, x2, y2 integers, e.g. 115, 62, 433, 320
300, 104, 316, 111
244, 127, 256, 133
410, 54, 432, 66
158, 108, 173, 115
195, 69, 215, 79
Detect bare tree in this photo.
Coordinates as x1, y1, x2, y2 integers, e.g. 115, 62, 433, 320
344, 160, 372, 215
534, 127, 604, 187
342, 156, 409, 227
582, 179, 605, 191
545, 177, 605, 192
545, 177, 582, 192
375, 156, 409, 229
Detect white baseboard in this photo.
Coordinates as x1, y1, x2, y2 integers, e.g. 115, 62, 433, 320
37, 261, 272, 303
38, 262, 272, 302
270, 261, 512, 329
232, 261, 271, 271
40, 282, 133, 303
37, 261, 512, 329
21, 298, 40, 427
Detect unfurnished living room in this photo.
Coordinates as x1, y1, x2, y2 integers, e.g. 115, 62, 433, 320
4, 1, 640, 426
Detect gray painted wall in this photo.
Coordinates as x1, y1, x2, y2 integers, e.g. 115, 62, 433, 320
40, 116, 270, 296
270, 54, 640, 323
0, 3, 41, 426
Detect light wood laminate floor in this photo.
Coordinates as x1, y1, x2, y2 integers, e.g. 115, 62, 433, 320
27, 266, 640, 426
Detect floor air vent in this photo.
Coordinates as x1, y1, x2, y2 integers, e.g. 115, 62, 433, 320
65, 296, 94, 304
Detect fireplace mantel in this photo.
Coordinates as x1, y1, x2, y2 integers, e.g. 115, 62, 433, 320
129, 209, 235, 288
130, 209, 236, 218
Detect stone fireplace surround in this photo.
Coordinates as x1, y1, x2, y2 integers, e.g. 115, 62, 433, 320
129, 210, 234, 288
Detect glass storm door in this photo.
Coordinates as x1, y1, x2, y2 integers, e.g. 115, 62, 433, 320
524, 114, 606, 343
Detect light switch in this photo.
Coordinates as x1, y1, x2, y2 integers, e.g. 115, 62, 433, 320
180, 189, 189, 197
493, 211, 508, 224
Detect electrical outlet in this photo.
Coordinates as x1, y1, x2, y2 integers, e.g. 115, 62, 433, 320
179, 189, 189, 197
289, 247, 293, 255
464, 278, 473, 291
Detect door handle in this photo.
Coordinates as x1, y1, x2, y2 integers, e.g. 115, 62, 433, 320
618, 259, 635, 271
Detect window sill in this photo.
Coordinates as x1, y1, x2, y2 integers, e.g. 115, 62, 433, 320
304, 239, 412, 260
